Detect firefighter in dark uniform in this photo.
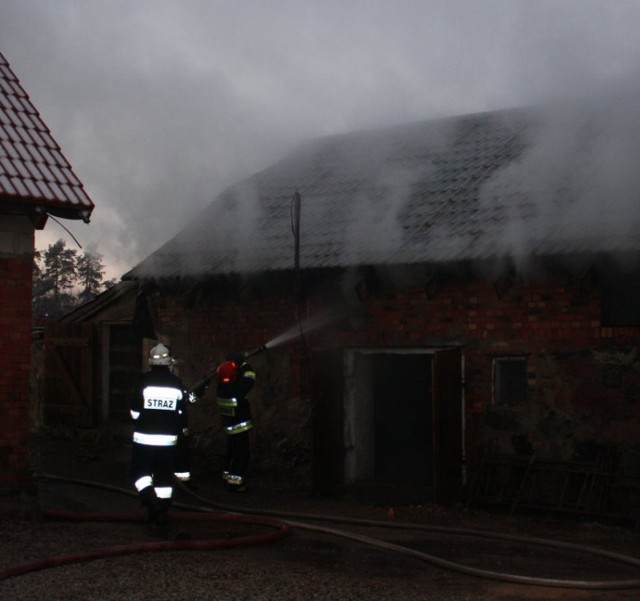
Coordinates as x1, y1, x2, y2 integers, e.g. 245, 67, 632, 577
216, 355, 256, 492
130, 343, 187, 530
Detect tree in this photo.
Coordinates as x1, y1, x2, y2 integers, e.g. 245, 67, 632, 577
32, 239, 116, 320
76, 247, 106, 305
32, 249, 49, 299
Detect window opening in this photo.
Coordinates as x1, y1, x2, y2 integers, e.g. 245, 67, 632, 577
492, 357, 527, 405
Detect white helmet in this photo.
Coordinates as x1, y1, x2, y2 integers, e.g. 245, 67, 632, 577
149, 343, 173, 366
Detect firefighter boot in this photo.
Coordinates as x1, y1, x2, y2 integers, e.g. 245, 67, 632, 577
155, 498, 171, 527
150, 498, 171, 538
139, 486, 160, 524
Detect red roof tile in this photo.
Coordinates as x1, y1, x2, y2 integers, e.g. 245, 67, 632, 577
0, 52, 94, 222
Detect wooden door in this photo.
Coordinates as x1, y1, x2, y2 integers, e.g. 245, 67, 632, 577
44, 322, 95, 427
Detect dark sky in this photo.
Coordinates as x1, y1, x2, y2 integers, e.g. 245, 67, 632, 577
2, 0, 640, 278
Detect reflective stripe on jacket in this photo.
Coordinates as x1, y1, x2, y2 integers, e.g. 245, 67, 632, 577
133, 432, 178, 446
225, 420, 254, 435
217, 396, 238, 418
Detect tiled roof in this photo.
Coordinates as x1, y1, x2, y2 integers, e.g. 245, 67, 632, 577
0, 51, 94, 222
126, 106, 640, 280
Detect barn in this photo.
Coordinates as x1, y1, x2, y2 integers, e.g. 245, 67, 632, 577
56, 103, 640, 519
0, 51, 95, 489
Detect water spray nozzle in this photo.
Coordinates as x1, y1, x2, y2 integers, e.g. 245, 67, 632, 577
244, 344, 268, 359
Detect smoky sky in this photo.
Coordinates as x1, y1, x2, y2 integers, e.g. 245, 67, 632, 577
2, 0, 640, 278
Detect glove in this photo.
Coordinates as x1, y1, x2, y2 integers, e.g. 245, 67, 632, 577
188, 392, 197, 404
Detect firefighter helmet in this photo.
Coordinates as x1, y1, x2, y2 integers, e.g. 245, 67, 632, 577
149, 343, 173, 366
217, 360, 238, 384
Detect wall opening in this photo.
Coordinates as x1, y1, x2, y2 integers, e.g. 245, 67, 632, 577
345, 350, 439, 505
492, 356, 528, 405
601, 267, 640, 326
373, 353, 433, 486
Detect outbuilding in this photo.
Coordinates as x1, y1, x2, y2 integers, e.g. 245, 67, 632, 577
71, 104, 640, 518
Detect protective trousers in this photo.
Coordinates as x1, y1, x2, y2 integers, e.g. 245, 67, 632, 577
131, 442, 175, 524
224, 430, 250, 488
174, 431, 192, 483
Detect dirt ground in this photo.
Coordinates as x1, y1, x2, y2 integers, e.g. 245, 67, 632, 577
1, 433, 640, 601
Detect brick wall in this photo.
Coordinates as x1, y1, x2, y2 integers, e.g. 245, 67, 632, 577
147, 267, 640, 501
0, 254, 33, 485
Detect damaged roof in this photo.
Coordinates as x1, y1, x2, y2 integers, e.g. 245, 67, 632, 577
126, 102, 640, 280
0, 51, 94, 224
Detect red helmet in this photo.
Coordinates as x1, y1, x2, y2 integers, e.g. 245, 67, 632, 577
217, 360, 238, 384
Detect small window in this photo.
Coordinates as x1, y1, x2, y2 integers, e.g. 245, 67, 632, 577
492, 357, 527, 405
601, 270, 640, 326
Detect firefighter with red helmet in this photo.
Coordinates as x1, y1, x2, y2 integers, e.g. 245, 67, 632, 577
216, 354, 256, 492
130, 343, 187, 532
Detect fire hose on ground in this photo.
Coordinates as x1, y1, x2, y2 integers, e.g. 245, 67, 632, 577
2, 473, 639, 590
0, 509, 291, 581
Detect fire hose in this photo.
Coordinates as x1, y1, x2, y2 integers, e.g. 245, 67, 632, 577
0, 509, 291, 581
4, 473, 639, 590
187, 344, 268, 396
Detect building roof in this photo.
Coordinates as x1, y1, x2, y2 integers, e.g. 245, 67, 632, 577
0, 51, 94, 224
126, 103, 640, 280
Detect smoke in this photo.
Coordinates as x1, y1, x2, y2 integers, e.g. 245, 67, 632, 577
341, 162, 434, 265
295, 121, 454, 271
475, 76, 640, 270
4, 1, 640, 281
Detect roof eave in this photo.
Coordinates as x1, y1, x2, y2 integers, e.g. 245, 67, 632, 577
0, 196, 93, 225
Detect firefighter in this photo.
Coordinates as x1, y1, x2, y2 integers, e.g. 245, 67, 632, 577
216, 354, 256, 492
130, 343, 187, 532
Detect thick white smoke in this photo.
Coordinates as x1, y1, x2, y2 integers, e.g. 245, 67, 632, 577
477, 77, 640, 268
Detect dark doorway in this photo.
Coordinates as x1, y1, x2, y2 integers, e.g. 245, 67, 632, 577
372, 353, 433, 487
311, 349, 346, 496
312, 347, 463, 505
346, 351, 436, 505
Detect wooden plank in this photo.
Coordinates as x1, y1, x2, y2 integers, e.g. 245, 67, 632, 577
46, 344, 88, 408
43, 321, 95, 427
46, 337, 90, 348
